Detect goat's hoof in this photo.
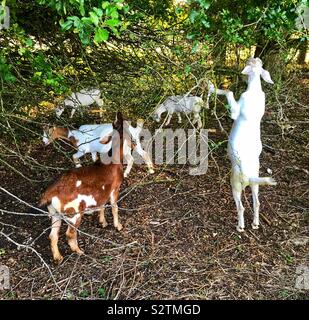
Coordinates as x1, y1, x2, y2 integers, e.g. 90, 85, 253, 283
74, 248, 84, 255
101, 221, 108, 228
236, 226, 245, 232
124, 173, 128, 178
54, 255, 64, 265
75, 164, 82, 168
116, 223, 123, 231
251, 223, 259, 230
148, 168, 155, 174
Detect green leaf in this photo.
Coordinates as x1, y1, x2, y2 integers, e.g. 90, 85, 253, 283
25, 38, 33, 47
68, 16, 82, 29
199, 0, 211, 10
90, 12, 99, 26
106, 6, 119, 19
93, 7, 103, 18
79, 0, 85, 16
106, 18, 119, 27
94, 28, 109, 43
185, 65, 191, 76
60, 19, 74, 31
175, 7, 183, 14
81, 17, 93, 25
191, 42, 199, 53
102, 1, 110, 9
189, 10, 199, 23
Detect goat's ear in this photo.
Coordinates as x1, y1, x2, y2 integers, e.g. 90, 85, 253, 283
261, 68, 274, 84
99, 134, 112, 144
241, 65, 252, 75
113, 112, 123, 131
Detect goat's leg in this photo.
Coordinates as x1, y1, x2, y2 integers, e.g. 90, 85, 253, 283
91, 152, 98, 162
192, 112, 202, 128
110, 189, 122, 231
95, 97, 104, 107
66, 214, 83, 255
177, 113, 182, 124
231, 173, 245, 232
95, 98, 104, 117
99, 207, 108, 228
48, 208, 63, 264
135, 143, 154, 174
124, 150, 134, 178
70, 107, 77, 118
165, 113, 173, 126
73, 151, 84, 168
251, 183, 260, 229
212, 88, 240, 120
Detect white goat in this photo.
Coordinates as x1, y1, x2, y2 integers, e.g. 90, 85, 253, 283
209, 58, 277, 231
56, 88, 103, 118
153, 95, 204, 128
43, 119, 154, 178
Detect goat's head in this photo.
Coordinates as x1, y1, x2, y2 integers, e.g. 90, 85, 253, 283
241, 57, 274, 84
55, 104, 65, 118
42, 126, 55, 145
152, 104, 165, 122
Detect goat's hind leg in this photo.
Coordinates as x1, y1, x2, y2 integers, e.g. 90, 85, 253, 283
123, 142, 134, 178
99, 207, 108, 228
192, 112, 202, 128
135, 143, 154, 174
251, 183, 260, 229
231, 173, 245, 232
48, 206, 63, 264
110, 189, 122, 231
66, 213, 83, 255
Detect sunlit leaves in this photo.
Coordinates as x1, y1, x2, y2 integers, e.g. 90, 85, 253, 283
44, 0, 129, 45
94, 28, 109, 43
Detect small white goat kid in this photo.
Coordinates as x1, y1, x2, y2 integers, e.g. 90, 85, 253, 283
43, 120, 154, 178
56, 88, 103, 118
153, 95, 204, 128
210, 58, 277, 232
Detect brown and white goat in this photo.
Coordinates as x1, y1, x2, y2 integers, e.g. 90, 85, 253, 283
40, 113, 125, 264
43, 120, 154, 177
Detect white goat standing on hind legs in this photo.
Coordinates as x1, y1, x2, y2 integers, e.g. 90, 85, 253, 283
209, 57, 277, 232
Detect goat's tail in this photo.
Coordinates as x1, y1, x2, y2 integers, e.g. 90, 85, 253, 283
248, 177, 277, 186
39, 186, 57, 207
39, 193, 50, 207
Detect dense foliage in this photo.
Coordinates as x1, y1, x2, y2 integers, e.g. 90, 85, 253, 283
0, 0, 307, 122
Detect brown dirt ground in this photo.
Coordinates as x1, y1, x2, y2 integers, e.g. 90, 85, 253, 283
0, 78, 308, 300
